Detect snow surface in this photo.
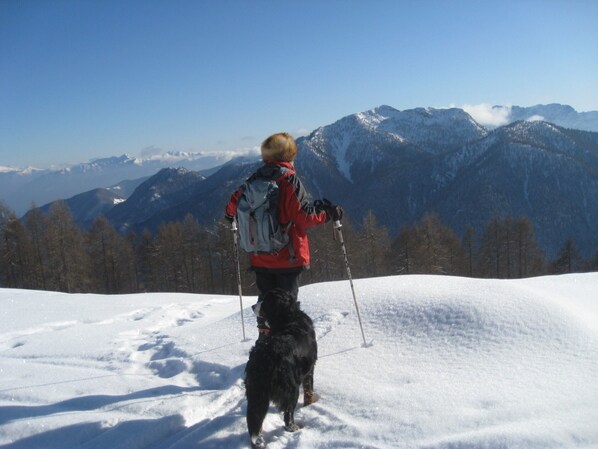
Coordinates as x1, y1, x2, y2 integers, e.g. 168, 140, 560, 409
1, 274, 597, 449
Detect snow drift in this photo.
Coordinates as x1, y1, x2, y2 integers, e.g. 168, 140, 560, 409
0, 274, 597, 448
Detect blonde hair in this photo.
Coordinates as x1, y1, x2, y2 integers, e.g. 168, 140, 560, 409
260, 132, 298, 162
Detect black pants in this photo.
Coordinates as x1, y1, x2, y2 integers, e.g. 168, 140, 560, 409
254, 271, 301, 329
255, 271, 301, 301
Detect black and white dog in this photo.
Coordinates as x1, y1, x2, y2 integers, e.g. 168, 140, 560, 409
245, 288, 318, 449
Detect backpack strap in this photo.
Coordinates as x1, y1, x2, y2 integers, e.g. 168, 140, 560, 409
273, 167, 297, 263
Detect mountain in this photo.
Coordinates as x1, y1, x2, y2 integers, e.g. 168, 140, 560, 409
23, 188, 126, 229
432, 121, 598, 255
494, 103, 598, 132
18, 104, 598, 258
5, 104, 595, 218
105, 168, 206, 233
292, 107, 598, 258
27, 156, 262, 234
103, 105, 597, 258
106, 176, 152, 198
1, 151, 247, 216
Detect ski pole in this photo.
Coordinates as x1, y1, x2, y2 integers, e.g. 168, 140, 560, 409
333, 220, 370, 348
231, 219, 247, 341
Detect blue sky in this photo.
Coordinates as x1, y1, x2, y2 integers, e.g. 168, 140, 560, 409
1, 0, 597, 168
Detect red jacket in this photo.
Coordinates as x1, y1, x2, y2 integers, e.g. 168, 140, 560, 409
225, 161, 328, 271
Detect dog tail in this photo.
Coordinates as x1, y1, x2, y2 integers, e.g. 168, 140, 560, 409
246, 344, 273, 441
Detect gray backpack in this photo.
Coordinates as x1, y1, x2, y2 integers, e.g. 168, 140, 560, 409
236, 166, 294, 254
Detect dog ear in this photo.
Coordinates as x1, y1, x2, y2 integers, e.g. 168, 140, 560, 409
261, 288, 298, 321
276, 289, 297, 310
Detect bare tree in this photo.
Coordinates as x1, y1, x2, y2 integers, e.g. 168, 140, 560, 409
462, 226, 476, 277
24, 207, 50, 290
392, 225, 416, 275
479, 215, 544, 278
410, 213, 465, 275
308, 220, 347, 284
87, 216, 137, 293
1, 215, 34, 288
354, 210, 392, 278
45, 201, 91, 292
551, 239, 582, 274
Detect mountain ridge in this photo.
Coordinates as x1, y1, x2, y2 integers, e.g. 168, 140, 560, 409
12, 104, 598, 258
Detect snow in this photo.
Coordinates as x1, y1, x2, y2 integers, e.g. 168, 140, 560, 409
0, 166, 43, 175
1, 273, 597, 449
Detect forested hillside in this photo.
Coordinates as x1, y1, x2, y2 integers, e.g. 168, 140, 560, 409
0, 200, 595, 295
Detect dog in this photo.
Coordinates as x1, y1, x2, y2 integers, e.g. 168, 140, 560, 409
245, 288, 318, 449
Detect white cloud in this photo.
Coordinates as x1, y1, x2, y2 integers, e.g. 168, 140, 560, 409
139, 145, 163, 158
526, 115, 545, 122
294, 128, 310, 137
461, 104, 512, 128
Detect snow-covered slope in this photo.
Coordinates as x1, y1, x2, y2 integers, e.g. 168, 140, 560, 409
302, 105, 487, 182
1, 274, 597, 449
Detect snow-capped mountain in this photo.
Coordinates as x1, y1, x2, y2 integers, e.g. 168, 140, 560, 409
0, 151, 250, 216
23, 188, 126, 230
16, 104, 598, 258
293, 106, 598, 257
24, 159, 260, 235
302, 106, 488, 182
106, 168, 206, 233
470, 103, 598, 132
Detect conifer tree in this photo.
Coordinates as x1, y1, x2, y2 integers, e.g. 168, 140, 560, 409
25, 207, 51, 290
45, 201, 91, 292
551, 239, 582, 274
587, 250, 598, 272
479, 216, 504, 278
198, 225, 219, 293
462, 226, 476, 277
181, 214, 203, 292
2, 215, 34, 288
153, 222, 187, 292
0, 202, 15, 287
136, 229, 156, 291
214, 220, 238, 295
479, 216, 544, 278
0, 201, 10, 230
307, 219, 348, 284
411, 213, 465, 275
355, 210, 392, 278
87, 215, 137, 293
392, 225, 416, 275
511, 217, 544, 277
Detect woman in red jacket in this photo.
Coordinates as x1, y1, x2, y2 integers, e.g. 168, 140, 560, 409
225, 132, 342, 317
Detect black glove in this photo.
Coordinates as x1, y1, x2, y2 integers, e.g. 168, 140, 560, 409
224, 213, 234, 223
315, 198, 343, 222
330, 204, 343, 221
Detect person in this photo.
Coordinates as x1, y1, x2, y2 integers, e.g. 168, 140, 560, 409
226, 133, 342, 407
225, 132, 342, 333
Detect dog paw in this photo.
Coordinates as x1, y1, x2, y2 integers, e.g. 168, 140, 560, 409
304, 391, 320, 406
251, 434, 266, 449
284, 423, 303, 432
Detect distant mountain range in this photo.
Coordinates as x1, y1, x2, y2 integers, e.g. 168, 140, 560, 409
7, 103, 598, 258
0, 151, 256, 216
491, 104, 598, 131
